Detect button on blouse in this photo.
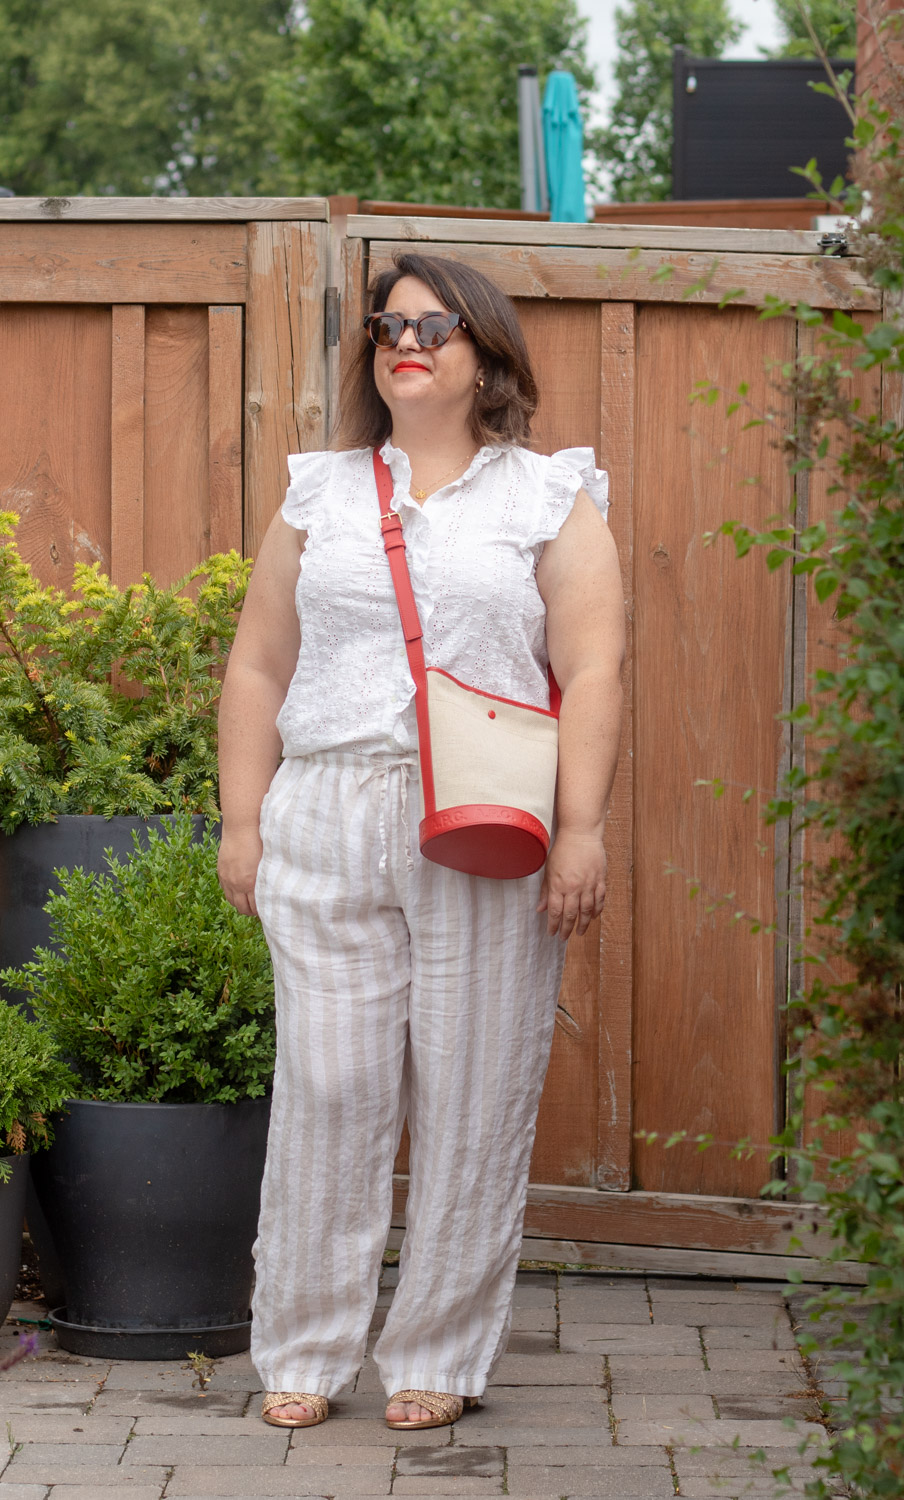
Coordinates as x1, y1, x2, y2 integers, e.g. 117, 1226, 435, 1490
275, 441, 610, 759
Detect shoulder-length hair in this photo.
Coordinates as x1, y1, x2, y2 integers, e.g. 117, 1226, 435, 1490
335, 252, 538, 449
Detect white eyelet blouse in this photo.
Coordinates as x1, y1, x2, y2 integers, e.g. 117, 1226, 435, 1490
275, 440, 610, 759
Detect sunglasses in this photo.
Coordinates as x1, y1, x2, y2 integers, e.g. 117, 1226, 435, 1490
363, 311, 469, 349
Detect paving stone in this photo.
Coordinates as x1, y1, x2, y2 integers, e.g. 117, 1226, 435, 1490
38, 1490, 164, 1500
487, 1355, 603, 1385
677, 1481, 807, 1497
706, 1350, 802, 1372
5, 1443, 124, 1466
277, 1418, 444, 1446
89, 1391, 248, 1418
395, 1446, 504, 1477
609, 1368, 808, 1397
456, 1427, 613, 1447
616, 1418, 819, 1448
502, 1446, 670, 1466
0, 1362, 106, 1385
650, 1287, 783, 1305
130, 1414, 279, 1436
0, 1417, 133, 1443
702, 1325, 797, 1350
511, 1288, 558, 1310
607, 1355, 705, 1373
675, 1446, 826, 1474
652, 1303, 791, 1328
392, 1481, 502, 1496
0, 1487, 50, 1499
503, 1332, 558, 1355
559, 1323, 700, 1355
510, 1307, 556, 1332
165, 1465, 392, 1495
506, 1463, 674, 1496
460, 1408, 611, 1436
285, 1443, 393, 1465
611, 1394, 716, 1419
716, 1396, 820, 1420
0, 1388, 90, 1413
558, 1275, 648, 1289
2, 1467, 168, 1488
557, 1292, 651, 1323
123, 1433, 288, 1465
483, 1385, 608, 1408
353, 1358, 386, 1394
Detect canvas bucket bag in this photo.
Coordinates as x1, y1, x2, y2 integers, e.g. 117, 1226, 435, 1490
374, 449, 559, 880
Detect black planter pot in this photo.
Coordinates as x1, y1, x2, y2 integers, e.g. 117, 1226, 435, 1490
0, 1153, 29, 1325
29, 1096, 270, 1359
0, 814, 212, 1013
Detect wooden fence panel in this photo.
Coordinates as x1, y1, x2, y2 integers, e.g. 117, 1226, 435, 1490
0, 204, 332, 591
349, 217, 873, 1268
1, 206, 876, 1271
0, 304, 112, 583
632, 303, 793, 1197
518, 299, 604, 1186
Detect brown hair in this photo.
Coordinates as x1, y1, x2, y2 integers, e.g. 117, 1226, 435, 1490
335, 252, 538, 449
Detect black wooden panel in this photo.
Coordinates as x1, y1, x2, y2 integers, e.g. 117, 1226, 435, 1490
672, 49, 854, 200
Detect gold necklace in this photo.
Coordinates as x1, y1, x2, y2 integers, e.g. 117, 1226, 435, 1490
411, 451, 476, 501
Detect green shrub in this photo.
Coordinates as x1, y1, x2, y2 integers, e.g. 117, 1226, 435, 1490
697, 88, 904, 1500
0, 513, 250, 832
0, 816, 275, 1105
0, 1002, 74, 1180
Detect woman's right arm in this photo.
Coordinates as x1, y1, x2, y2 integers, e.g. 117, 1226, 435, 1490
217, 513, 304, 916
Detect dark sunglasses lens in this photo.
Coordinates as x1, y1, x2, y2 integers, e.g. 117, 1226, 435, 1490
369, 315, 401, 347
416, 315, 454, 347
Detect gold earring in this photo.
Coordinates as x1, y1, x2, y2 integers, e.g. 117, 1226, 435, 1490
476, 375, 485, 392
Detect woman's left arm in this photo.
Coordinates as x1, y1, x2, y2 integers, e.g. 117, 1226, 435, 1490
536, 488, 626, 941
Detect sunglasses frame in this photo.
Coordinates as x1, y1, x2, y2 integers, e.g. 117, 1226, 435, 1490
363, 311, 469, 350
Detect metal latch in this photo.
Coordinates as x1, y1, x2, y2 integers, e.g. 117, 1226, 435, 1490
325, 287, 340, 346
818, 231, 849, 256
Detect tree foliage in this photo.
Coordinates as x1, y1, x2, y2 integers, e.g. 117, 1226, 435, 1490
0, 0, 294, 195
772, 0, 857, 59
269, 0, 595, 207
598, 0, 742, 202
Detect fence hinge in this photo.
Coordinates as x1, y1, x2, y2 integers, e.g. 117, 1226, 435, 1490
818, 231, 849, 257
325, 287, 340, 346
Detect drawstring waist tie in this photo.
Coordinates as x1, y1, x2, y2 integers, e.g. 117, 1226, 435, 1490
292, 752, 419, 872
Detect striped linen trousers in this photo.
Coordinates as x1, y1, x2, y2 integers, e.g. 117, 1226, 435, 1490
250, 752, 567, 1400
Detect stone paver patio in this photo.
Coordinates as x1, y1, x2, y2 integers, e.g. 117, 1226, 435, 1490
1, 1267, 842, 1498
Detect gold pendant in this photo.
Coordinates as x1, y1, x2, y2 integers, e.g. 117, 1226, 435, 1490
414, 488, 427, 500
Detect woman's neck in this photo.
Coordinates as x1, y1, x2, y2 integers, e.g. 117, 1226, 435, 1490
387, 416, 476, 474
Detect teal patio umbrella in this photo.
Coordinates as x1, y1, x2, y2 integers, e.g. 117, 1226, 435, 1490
542, 70, 586, 222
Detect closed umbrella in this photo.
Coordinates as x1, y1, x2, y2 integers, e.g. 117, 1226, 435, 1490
542, 70, 586, 223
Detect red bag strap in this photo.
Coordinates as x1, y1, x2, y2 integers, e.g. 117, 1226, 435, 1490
373, 449, 436, 815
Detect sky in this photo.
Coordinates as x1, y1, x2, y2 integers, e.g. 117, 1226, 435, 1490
575, 0, 786, 123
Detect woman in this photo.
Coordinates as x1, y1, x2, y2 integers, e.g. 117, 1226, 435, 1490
217, 252, 624, 1432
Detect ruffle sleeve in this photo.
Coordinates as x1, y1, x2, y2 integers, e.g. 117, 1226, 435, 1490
525, 447, 610, 551
280, 449, 334, 532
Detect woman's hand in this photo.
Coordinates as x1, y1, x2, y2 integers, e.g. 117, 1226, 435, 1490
537, 828, 607, 941
217, 826, 264, 917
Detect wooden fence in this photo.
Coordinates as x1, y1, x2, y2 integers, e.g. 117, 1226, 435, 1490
1, 201, 875, 1278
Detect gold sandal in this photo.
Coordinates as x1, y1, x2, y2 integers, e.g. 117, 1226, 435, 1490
386, 1389, 479, 1430
261, 1391, 329, 1428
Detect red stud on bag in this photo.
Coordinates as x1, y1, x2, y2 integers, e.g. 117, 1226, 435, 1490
374, 450, 559, 880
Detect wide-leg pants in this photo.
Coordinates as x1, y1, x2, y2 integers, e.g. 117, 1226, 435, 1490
250, 753, 567, 1400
